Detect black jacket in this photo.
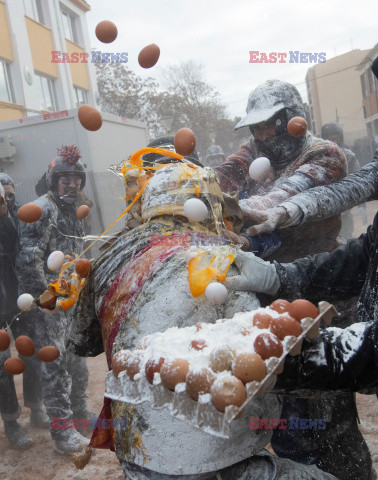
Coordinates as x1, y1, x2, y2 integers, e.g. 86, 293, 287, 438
275, 211, 378, 392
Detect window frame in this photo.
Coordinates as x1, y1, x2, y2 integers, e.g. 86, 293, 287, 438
23, 0, 45, 25
35, 73, 58, 112
0, 60, 15, 104
61, 9, 79, 44
74, 86, 88, 107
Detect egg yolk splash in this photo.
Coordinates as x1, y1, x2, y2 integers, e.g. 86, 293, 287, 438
188, 252, 234, 297
46, 147, 233, 309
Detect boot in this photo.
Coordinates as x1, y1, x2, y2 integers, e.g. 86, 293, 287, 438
54, 429, 89, 455
4, 420, 33, 450
30, 407, 49, 428
72, 407, 98, 432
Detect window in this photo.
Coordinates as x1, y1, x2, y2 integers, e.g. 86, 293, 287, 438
360, 72, 369, 98
74, 86, 87, 107
61, 11, 78, 44
35, 74, 57, 112
23, 0, 44, 24
0, 60, 15, 103
370, 69, 376, 93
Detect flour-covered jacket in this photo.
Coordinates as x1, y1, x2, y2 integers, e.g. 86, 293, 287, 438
281, 153, 378, 228
216, 134, 347, 261
275, 211, 378, 393
69, 219, 281, 476
16, 192, 85, 296
0, 211, 19, 324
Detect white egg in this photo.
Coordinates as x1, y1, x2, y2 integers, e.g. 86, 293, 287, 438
183, 198, 208, 222
249, 157, 271, 181
17, 293, 34, 311
47, 250, 65, 271
205, 282, 228, 305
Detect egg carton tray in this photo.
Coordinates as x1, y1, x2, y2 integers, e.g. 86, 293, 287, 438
105, 301, 338, 438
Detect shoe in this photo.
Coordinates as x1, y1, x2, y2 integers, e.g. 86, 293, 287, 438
72, 408, 98, 430
30, 407, 49, 428
54, 429, 89, 455
4, 420, 33, 450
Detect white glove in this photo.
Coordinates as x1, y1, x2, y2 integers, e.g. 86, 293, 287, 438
225, 251, 281, 295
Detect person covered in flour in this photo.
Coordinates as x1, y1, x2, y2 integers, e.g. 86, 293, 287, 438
68, 155, 337, 480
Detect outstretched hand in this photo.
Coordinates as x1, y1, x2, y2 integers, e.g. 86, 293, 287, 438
224, 251, 281, 295
244, 207, 289, 236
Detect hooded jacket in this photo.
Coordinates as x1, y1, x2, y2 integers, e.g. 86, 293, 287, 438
275, 211, 378, 392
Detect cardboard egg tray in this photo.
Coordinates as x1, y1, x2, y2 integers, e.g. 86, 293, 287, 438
105, 301, 338, 438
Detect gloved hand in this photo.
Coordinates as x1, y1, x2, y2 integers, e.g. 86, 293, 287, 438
243, 207, 289, 236
224, 251, 281, 295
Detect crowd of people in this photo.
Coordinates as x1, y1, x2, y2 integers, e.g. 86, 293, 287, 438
0, 61, 377, 480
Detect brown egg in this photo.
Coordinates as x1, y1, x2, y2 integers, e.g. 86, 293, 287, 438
78, 105, 102, 132
289, 299, 319, 321
191, 339, 207, 351
210, 375, 246, 412
17, 203, 42, 223
209, 345, 234, 372
111, 350, 132, 378
138, 43, 160, 69
145, 357, 165, 384
76, 204, 90, 220
160, 358, 189, 390
174, 128, 196, 156
232, 353, 266, 384
37, 346, 60, 362
125, 353, 142, 380
15, 335, 35, 357
186, 368, 215, 401
240, 327, 251, 336
254, 333, 283, 360
270, 315, 302, 340
95, 20, 118, 43
75, 259, 92, 278
270, 299, 291, 314
252, 313, 272, 329
287, 117, 307, 137
4, 358, 25, 375
0, 330, 11, 351
136, 335, 152, 350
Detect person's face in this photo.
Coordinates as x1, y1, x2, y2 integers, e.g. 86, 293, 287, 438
57, 174, 82, 200
3, 184, 15, 204
250, 119, 276, 142
325, 133, 343, 148
206, 155, 225, 168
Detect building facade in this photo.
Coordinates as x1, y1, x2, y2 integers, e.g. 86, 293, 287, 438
0, 0, 98, 122
358, 44, 378, 144
306, 49, 369, 146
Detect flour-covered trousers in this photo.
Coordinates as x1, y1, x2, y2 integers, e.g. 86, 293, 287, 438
0, 315, 43, 420
27, 308, 89, 438
120, 450, 339, 480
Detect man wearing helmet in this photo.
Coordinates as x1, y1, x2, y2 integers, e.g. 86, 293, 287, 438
215, 79, 347, 261
69, 160, 337, 480
16, 145, 93, 454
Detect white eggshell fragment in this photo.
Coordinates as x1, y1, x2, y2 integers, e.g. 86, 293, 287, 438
183, 198, 208, 222
205, 282, 228, 305
17, 293, 34, 311
248, 157, 271, 181
47, 251, 65, 271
